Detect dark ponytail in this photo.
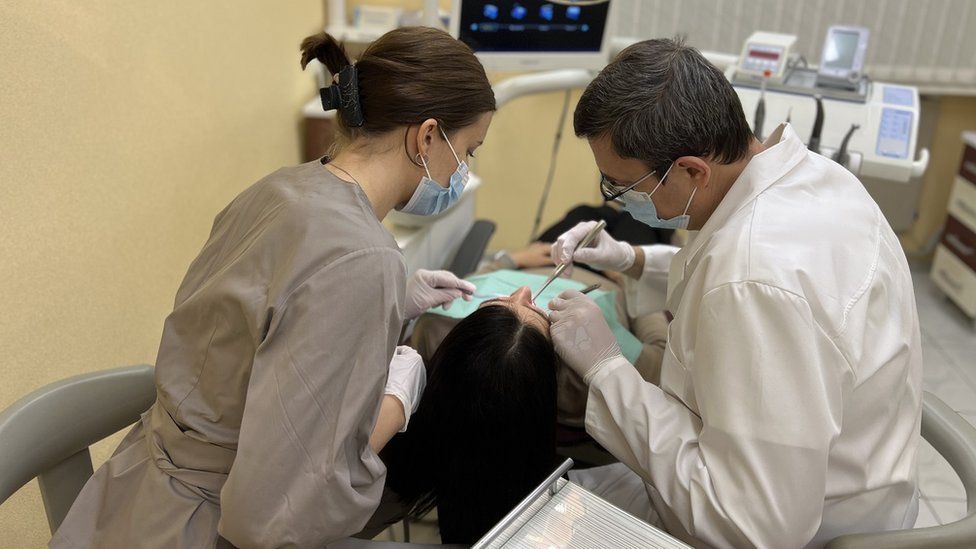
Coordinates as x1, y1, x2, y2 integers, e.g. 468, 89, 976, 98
300, 27, 496, 139
299, 32, 350, 74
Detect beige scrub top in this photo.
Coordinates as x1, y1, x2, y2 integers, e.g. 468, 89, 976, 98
51, 162, 406, 549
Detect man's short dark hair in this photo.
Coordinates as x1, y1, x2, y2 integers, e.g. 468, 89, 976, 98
574, 37, 752, 175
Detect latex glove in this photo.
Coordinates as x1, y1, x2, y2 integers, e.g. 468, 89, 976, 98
551, 221, 635, 272
548, 290, 624, 383
385, 346, 426, 432
404, 269, 476, 320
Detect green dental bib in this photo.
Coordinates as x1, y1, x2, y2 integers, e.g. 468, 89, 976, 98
426, 269, 643, 364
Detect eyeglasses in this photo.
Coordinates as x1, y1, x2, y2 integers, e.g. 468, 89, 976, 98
599, 169, 656, 202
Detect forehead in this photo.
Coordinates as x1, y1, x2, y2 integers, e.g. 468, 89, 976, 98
588, 136, 650, 177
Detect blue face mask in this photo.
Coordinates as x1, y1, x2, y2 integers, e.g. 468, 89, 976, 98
398, 128, 469, 216
619, 162, 697, 230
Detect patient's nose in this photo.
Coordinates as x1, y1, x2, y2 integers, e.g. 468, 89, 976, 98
510, 286, 533, 305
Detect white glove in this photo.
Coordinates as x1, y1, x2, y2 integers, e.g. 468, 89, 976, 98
548, 290, 625, 383
404, 269, 477, 320
385, 346, 426, 432
551, 221, 636, 272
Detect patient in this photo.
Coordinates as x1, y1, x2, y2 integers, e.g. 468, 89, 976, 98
379, 298, 559, 544
359, 211, 673, 541
361, 262, 668, 543
411, 242, 669, 428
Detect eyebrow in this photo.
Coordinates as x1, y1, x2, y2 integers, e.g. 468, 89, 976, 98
600, 171, 626, 183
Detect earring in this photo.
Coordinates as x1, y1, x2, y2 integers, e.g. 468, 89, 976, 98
415, 153, 431, 177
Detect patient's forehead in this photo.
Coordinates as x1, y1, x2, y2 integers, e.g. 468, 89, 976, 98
479, 300, 551, 336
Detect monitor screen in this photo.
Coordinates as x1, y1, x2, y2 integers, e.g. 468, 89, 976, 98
823, 30, 860, 70
457, 1, 611, 53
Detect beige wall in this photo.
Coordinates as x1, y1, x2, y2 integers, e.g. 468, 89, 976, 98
473, 85, 602, 250
1, 0, 972, 545
0, 1, 325, 546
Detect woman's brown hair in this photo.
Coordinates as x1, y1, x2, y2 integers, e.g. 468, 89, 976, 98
300, 27, 495, 140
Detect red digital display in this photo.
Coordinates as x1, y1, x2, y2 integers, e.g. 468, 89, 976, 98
748, 49, 780, 61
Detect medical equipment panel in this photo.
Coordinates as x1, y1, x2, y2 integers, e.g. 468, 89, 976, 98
817, 26, 870, 90
736, 32, 797, 84
733, 83, 922, 181
451, 1, 614, 71
729, 25, 928, 231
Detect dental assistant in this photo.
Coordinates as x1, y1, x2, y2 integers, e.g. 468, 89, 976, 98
51, 27, 495, 549
548, 39, 923, 547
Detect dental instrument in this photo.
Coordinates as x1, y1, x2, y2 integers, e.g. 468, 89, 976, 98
532, 220, 607, 302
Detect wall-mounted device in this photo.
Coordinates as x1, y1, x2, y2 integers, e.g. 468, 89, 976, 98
732, 82, 928, 231
817, 25, 870, 90
450, 1, 614, 71
736, 32, 797, 84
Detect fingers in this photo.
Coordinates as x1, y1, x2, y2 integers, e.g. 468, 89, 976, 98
394, 345, 413, 357
426, 270, 458, 285
548, 290, 585, 311
572, 247, 599, 264
435, 288, 467, 310
549, 241, 563, 265
392, 345, 422, 366
552, 221, 597, 265
426, 270, 475, 295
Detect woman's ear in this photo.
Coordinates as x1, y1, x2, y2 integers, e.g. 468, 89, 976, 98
415, 118, 439, 159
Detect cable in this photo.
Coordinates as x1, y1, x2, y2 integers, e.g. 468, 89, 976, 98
529, 90, 572, 242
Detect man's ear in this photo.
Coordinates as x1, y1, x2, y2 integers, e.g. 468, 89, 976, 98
675, 156, 711, 187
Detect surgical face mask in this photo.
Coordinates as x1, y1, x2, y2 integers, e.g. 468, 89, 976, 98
619, 162, 697, 230
398, 128, 469, 216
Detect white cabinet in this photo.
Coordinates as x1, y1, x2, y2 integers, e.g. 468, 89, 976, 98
932, 132, 976, 320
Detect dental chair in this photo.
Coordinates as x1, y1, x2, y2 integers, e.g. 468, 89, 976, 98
0, 365, 453, 547
826, 391, 976, 548
446, 219, 496, 279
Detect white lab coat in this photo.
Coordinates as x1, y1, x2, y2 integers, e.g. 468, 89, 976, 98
585, 124, 923, 548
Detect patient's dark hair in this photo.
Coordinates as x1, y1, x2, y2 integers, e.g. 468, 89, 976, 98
382, 305, 559, 544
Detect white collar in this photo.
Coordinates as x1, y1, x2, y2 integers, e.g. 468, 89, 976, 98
680, 123, 807, 267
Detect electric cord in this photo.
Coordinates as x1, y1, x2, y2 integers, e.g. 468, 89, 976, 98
530, 90, 572, 242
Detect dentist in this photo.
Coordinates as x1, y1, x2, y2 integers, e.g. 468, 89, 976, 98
549, 38, 923, 547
